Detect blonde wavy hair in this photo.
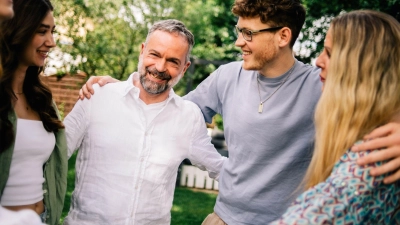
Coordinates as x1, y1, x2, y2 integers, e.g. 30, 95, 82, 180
304, 10, 400, 189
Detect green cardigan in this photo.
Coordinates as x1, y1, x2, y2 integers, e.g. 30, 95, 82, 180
0, 107, 68, 225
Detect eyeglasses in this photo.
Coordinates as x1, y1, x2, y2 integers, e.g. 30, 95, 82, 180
234, 25, 283, 41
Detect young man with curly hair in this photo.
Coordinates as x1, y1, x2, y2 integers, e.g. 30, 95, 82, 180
190, 1, 400, 224
194, 1, 320, 224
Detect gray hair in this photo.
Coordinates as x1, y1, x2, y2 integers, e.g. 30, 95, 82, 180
145, 19, 194, 62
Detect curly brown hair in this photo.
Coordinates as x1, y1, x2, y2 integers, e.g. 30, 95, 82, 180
0, 0, 64, 153
232, 0, 306, 48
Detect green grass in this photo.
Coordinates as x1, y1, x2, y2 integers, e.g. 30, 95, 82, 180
60, 153, 77, 223
171, 188, 217, 224
61, 153, 217, 224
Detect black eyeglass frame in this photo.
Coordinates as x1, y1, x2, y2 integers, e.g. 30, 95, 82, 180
235, 25, 284, 41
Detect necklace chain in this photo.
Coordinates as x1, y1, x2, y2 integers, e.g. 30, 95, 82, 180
257, 62, 296, 113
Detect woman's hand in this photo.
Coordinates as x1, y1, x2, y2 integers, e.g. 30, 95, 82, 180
352, 122, 400, 184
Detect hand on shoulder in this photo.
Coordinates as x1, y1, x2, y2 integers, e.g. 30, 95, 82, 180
79, 75, 120, 100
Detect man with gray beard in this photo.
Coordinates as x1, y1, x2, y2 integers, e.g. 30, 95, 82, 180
62, 19, 225, 225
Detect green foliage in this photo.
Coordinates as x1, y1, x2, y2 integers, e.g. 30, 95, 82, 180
214, 114, 224, 131
57, 102, 65, 120
299, 0, 400, 63
53, 0, 140, 80
179, 0, 238, 61
60, 152, 77, 224
52, 0, 238, 91
52, 0, 400, 81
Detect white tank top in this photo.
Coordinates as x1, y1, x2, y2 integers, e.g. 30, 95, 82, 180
0, 119, 55, 206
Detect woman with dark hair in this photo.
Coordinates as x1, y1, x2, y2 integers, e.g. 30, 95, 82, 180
0, 1, 45, 225
0, 0, 14, 78
0, 0, 67, 224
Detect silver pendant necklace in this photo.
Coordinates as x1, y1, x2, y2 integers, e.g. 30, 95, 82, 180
257, 62, 296, 113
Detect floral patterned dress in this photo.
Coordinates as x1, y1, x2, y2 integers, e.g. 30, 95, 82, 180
271, 143, 400, 225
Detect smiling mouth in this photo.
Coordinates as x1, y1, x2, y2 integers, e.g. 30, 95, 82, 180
146, 68, 171, 81
243, 51, 251, 55
148, 71, 166, 80
37, 50, 49, 57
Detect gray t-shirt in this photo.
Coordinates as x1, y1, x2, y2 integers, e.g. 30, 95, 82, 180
184, 60, 321, 224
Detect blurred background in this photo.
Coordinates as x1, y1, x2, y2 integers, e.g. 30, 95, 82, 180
49, 0, 400, 96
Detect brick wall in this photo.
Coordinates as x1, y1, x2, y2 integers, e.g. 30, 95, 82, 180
40, 73, 86, 117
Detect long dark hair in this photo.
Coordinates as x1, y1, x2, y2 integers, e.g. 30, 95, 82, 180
0, 0, 64, 153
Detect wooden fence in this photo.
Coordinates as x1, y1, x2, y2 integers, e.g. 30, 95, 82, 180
179, 165, 219, 190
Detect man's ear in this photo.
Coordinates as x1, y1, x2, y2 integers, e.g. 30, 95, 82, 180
277, 27, 292, 48
140, 43, 145, 55
181, 61, 192, 77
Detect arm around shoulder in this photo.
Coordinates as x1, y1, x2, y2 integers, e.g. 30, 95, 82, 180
79, 75, 120, 100
271, 150, 400, 224
183, 63, 236, 123
187, 104, 226, 181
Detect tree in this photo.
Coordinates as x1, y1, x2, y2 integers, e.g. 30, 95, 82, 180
166, 0, 239, 95
52, 0, 238, 90
52, 0, 143, 80
297, 0, 400, 63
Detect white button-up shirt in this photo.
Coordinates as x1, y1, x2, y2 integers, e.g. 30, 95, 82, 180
63, 73, 225, 225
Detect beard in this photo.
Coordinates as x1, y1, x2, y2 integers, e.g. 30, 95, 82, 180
242, 39, 278, 71
138, 59, 182, 95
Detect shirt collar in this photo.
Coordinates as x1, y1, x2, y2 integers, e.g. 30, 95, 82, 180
122, 72, 182, 108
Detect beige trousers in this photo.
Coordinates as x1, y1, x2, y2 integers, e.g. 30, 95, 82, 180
201, 212, 228, 225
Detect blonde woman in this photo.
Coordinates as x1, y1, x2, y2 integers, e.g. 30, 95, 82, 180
272, 10, 400, 224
